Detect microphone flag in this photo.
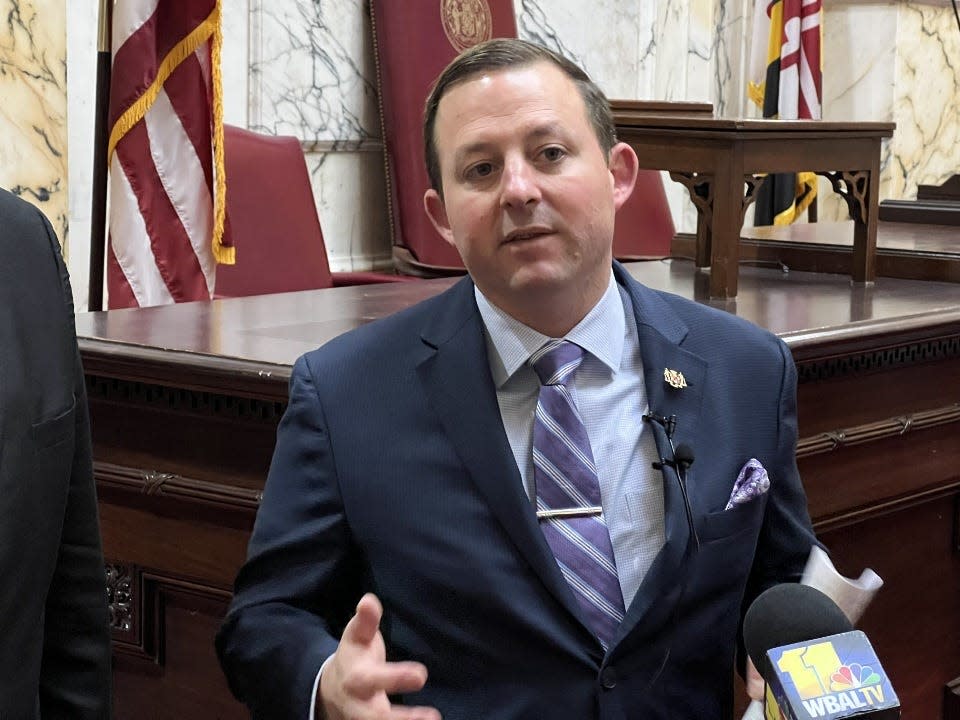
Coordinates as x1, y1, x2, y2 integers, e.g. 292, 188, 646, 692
763, 630, 899, 719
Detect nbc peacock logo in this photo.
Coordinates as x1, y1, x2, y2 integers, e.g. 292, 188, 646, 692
828, 662, 883, 692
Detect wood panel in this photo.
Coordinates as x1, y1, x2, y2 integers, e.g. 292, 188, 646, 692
111, 576, 245, 719
815, 497, 960, 720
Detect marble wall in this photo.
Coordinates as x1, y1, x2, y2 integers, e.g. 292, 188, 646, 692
889, 2, 960, 200
247, 0, 388, 272
0, 0, 68, 255
814, 0, 960, 222
44, 0, 960, 308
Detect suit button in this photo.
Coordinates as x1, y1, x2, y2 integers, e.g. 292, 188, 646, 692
600, 666, 617, 689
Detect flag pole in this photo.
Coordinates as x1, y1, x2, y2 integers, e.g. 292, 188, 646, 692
87, 0, 112, 311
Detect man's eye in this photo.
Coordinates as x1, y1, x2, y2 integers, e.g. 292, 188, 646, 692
542, 147, 566, 162
466, 162, 494, 180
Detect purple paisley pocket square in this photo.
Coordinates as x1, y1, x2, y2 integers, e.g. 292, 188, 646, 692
724, 458, 770, 510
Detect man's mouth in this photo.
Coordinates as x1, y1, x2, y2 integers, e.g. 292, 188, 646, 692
504, 226, 553, 244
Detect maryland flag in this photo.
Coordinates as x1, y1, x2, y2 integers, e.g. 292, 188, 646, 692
748, 0, 823, 226
107, 0, 233, 308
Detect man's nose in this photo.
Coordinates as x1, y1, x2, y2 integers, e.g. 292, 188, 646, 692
500, 157, 541, 209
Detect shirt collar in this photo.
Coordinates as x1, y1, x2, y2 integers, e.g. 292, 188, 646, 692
475, 271, 626, 388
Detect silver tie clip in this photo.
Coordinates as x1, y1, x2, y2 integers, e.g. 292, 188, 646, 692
536, 506, 603, 520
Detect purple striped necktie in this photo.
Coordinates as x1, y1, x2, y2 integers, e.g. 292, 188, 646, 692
529, 339, 625, 649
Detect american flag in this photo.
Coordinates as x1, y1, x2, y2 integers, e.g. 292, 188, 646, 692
106, 0, 233, 309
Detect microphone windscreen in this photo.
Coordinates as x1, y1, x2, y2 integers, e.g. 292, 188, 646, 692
743, 583, 854, 680
674, 443, 695, 466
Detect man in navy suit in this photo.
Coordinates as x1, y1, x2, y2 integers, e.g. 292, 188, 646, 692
217, 39, 817, 720
0, 188, 112, 719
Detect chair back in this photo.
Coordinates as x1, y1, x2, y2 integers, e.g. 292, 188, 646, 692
613, 169, 675, 258
215, 125, 333, 297
370, 2, 675, 273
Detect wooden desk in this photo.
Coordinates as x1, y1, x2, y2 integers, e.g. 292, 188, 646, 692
76, 264, 960, 719
611, 113, 895, 299
671, 220, 960, 284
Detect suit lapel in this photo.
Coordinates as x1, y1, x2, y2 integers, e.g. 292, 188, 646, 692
415, 279, 595, 648
611, 264, 708, 647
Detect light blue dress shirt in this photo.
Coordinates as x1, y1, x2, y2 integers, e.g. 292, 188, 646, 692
475, 271, 666, 610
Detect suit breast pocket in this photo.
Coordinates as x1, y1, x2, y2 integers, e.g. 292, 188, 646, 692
690, 495, 770, 600
697, 491, 768, 545
30, 397, 77, 451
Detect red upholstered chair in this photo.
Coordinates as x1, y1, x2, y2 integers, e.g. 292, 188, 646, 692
613, 168, 675, 259
370, 1, 674, 277
215, 125, 415, 298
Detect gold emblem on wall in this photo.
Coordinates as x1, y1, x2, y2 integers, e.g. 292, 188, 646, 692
441, 0, 493, 52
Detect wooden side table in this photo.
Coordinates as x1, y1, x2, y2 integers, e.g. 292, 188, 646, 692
611, 111, 895, 298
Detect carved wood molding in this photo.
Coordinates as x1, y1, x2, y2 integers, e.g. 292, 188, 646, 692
797, 403, 960, 457
741, 174, 769, 225
813, 482, 960, 534
819, 170, 869, 223
85, 374, 286, 424
105, 562, 234, 663
795, 335, 960, 383
669, 171, 714, 230
106, 562, 138, 645
79, 338, 291, 401
95, 462, 262, 510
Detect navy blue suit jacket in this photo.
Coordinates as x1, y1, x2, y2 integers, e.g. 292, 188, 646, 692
217, 263, 817, 719
0, 188, 112, 719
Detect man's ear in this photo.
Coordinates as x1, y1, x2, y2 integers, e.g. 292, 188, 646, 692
424, 188, 456, 247
608, 142, 639, 212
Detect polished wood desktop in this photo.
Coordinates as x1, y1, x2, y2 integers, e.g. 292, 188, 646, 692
76, 262, 960, 719
610, 111, 895, 299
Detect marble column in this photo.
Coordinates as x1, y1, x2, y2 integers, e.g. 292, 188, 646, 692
1, 0, 68, 254
248, 0, 388, 271
888, 2, 960, 200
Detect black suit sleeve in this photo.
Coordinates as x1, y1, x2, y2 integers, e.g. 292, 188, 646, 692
35, 209, 113, 719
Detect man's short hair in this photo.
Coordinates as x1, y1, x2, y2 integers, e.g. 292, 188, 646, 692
423, 38, 617, 195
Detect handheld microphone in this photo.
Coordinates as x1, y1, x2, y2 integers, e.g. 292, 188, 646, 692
744, 584, 900, 719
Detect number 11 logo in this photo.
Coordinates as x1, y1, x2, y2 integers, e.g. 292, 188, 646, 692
776, 642, 844, 700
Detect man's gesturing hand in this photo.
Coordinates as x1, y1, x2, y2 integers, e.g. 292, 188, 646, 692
746, 657, 764, 701
318, 593, 441, 720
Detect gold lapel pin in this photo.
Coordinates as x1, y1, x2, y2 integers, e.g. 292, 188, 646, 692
664, 368, 687, 389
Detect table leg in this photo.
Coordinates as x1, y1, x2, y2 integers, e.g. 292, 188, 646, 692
669, 171, 714, 268
695, 213, 711, 268
708, 153, 745, 299
819, 169, 877, 283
